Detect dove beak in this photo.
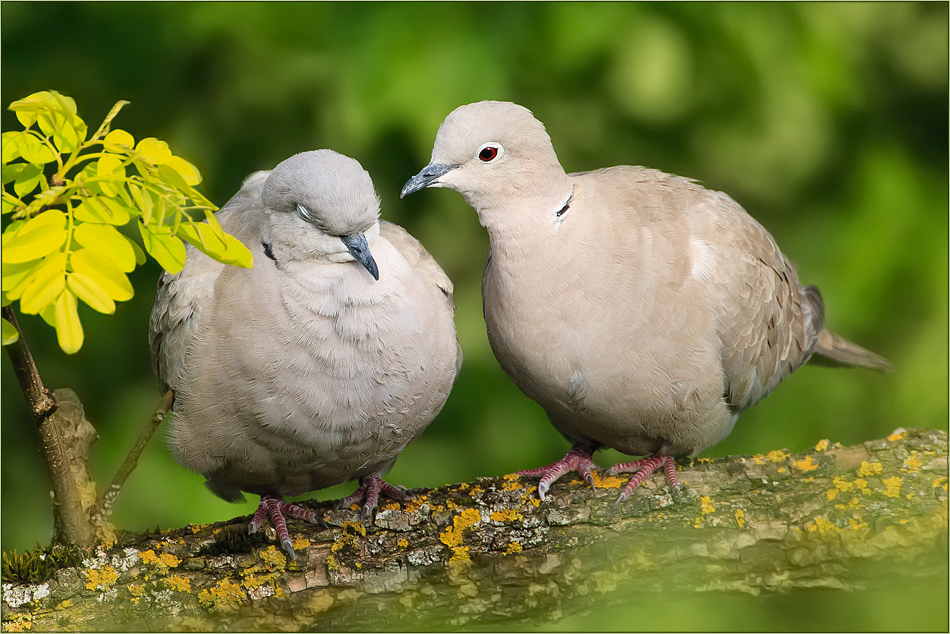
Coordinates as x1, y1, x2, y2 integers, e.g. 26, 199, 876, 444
341, 233, 379, 281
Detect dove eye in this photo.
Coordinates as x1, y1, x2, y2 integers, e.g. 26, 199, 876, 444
477, 143, 502, 163
296, 204, 314, 222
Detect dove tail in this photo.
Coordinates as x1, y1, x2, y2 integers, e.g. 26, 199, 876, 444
811, 329, 895, 373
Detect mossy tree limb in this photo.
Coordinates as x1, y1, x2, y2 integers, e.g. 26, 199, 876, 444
2, 427, 947, 631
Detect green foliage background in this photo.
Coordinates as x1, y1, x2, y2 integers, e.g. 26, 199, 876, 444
1, 3, 947, 628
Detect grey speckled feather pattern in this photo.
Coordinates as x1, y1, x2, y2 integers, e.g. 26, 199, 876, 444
402, 101, 890, 495
150, 150, 461, 504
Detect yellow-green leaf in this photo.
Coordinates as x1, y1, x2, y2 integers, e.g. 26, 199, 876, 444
2, 163, 26, 185
72, 222, 136, 272
15, 131, 56, 165
97, 155, 125, 197
218, 234, 254, 268
19, 257, 66, 314
2, 132, 21, 163
73, 196, 133, 225
69, 247, 133, 301
103, 129, 135, 152
122, 232, 147, 265
2, 259, 41, 293
136, 137, 172, 165
1, 210, 67, 263
138, 222, 186, 274
13, 163, 43, 197
177, 220, 227, 258
2, 316, 19, 345
54, 290, 83, 354
66, 270, 115, 314
9, 91, 53, 127
161, 155, 202, 186
4, 252, 65, 300
38, 302, 56, 327
128, 183, 154, 224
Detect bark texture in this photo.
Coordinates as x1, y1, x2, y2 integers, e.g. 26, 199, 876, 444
2, 427, 947, 631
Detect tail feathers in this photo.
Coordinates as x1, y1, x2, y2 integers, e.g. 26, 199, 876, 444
811, 329, 894, 373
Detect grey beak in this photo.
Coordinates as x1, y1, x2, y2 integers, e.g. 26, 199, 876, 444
341, 234, 379, 281
400, 163, 459, 198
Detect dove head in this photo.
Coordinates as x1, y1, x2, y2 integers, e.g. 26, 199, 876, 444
401, 101, 573, 224
261, 150, 380, 279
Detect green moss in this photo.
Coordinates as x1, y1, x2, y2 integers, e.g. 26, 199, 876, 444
2, 542, 83, 584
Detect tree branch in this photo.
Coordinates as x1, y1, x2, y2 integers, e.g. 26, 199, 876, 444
1, 306, 93, 548
1, 428, 946, 631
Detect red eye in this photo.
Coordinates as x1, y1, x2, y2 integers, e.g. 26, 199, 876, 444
478, 145, 498, 162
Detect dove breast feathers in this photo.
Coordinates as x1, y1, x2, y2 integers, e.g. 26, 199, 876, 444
482, 166, 815, 458
149, 173, 460, 499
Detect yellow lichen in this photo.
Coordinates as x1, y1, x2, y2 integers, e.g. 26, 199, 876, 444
766, 450, 790, 463
242, 574, 269, 590
848, 517, 868, 531
882, 476, 903, 498
899, 518, 915, 525
129, 583, 145, 605
258, 545, 287, 571
439, 508, 482, 548
751, 454, 766, 466
857, 461, 883, 477
933, 477, 948, 490
854, 478, 870, 493
902, 455, 923, 473
590, 472, 626, 489
700, 496, 715, 515
826, 488, 839, 501
165, 575, 192, 593
292, 537, 310, 551
57, 600, 72, 610
85, 565, 118, 590
139, 550, 161, 566
804, 477, 814, 483
189, 524, 205, 534
160, 552, 180, 568
490, 508, 524, 523
4, 613, 32, 631
792, 456, 818, 472
814, 439, 830, 452
696, 457, 714, 464
397, 538, 409, 548
341, 520, 367, 537
833, 476, 854, 492
381, 502, 401, 511
449, 546, 470, 562
809, 516, 837, 532
197, 579, 246, 608
325, 554, 340, 571
505, 542, 523, 555
887, 430, 908, 442
735, 509, 745, 528
777, 467, 787, 473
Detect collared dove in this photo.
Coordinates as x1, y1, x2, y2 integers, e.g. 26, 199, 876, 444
402, 100, 891, 503
150, 150, 461, 559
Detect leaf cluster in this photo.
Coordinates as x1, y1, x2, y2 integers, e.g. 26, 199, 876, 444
1, 90, 253, 354
1, 542, 83, 584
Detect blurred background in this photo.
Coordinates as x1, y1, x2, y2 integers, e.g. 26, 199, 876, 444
2, 3, 947, 626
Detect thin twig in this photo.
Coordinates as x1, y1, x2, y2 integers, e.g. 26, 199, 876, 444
93, 389, 174, 521
2, 306, 94, 546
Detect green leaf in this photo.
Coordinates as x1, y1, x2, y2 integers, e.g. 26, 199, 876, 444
103, 129, 135, 152
73, 196, 133, 225
97, 155, 125, 197
15, 131, 56, 165
69, 247, 133, 301
1, 259, 41, 293
176, 220, 227, 258
1, 317, 18, 346
13, 163, 43, 197
1, 210, 67, 263
2, 132, 21, 163
136, 137, 172, 165
121, 232, 147, 266
66, 271, 115, 314
162, 156, 202, 186
128, 183, 153, 224
37, 111, 85, 155
3, 251, 66, 299
138, 221, 186, 274
2, 163, 26, 185
72, 222, 136, 272
19, 255, 66, 314
53, 290, 83, 354
9, 91, 53, 128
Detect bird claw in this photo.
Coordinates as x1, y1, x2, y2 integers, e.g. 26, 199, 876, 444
281, 539, 297, 561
